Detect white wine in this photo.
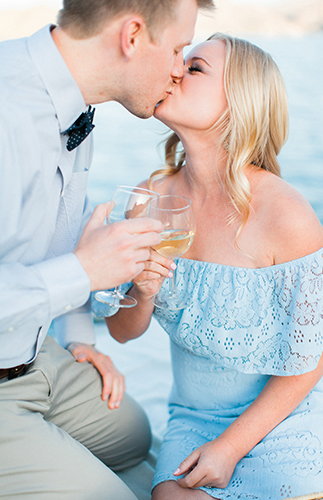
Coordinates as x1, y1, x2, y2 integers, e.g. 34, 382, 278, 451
153, 229, 195, 259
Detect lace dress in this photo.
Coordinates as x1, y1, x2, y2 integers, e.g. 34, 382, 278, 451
152, 249, 323, 499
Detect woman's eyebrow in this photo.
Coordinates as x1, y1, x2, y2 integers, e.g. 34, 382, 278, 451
185, 56, 212, 68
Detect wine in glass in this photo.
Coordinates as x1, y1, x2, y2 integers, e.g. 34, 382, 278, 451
148, 195, 195, 310
95, 185, 159, 308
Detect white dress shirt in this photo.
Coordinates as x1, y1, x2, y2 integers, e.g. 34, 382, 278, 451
0, 25, 96, 368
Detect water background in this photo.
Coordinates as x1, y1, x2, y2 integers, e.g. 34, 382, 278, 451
88, 34, 323, 223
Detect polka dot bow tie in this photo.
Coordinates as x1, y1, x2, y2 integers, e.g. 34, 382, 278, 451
63, 106, 95, 151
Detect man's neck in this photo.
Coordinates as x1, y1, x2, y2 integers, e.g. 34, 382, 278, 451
51, 25, 119, 106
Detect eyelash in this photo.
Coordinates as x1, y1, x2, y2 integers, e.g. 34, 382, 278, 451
188, 65, 202, 73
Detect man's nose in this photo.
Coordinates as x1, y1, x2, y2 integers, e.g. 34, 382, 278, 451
171, 51, 184, 84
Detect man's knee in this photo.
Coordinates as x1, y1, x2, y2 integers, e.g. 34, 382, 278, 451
80, 463, 138, 500
104, 394, 152, 471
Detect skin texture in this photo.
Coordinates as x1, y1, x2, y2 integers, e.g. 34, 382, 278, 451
50, 0, 199, 402
106, 39, 323, 497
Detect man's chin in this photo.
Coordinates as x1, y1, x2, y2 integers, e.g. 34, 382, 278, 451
121, 101, 154, 120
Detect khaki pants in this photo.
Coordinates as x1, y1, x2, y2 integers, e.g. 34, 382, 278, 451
0, 336, 151, 500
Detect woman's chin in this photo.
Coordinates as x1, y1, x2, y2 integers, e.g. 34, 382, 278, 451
153, 105, 167, 123
153, 103, 171, 123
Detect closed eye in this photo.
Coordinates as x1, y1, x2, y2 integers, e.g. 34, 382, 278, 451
188, 64, 203, 73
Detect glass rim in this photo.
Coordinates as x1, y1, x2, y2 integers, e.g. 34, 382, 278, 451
115, 185, 159, 196
149, 194, 192, 212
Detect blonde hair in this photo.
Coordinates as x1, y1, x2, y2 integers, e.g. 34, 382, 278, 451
58, 0, 214, 40
149, 33, 289, 244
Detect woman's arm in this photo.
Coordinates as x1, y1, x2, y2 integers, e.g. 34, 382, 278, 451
175, 353, 323, 489
106, 249, 175, 343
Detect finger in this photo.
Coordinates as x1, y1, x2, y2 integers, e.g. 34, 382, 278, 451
176, 459, 207, 489
88, 202, 114, 227
133, 248, 151, 265
177, 471, 208, 489
98, 356, 124, 405
68, 343, 89, 362
143, 260, 174, 278
106, 200, 115, 217
123, 217, 164, 234
102, 372, 114, 403
131, 231, 162, 250
134, 272, 164, 285
107, 372, 126, 410
173, 452, 199, 476
149, 248, 176, 269
134, 269, 170, 286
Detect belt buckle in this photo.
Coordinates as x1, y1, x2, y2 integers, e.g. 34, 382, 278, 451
8, 365, 27, 380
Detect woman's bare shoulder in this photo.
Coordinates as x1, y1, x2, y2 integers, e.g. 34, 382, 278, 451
252, 170, 323, 264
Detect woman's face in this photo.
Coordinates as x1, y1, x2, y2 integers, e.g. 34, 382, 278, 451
154, 39, 228, 135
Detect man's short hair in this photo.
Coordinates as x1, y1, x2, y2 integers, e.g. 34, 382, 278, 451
58, 0, 215, 39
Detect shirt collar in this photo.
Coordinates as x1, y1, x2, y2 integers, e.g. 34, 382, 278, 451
27, 24, 86, 133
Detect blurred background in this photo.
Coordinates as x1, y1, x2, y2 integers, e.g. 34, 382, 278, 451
1, 0, 321, 218
1, 0, 322, 439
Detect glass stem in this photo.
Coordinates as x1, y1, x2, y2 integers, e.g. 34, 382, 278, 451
169, 268, 176, 297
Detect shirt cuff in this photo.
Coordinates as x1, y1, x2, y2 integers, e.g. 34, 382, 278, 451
34, 253, 90, 320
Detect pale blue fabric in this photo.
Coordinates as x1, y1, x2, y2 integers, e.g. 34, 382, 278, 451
152, 249, 323, 498
0, 25, 94, 366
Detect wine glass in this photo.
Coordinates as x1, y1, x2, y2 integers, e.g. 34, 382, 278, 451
95, 185, 159, 308
148, 195, 196, 310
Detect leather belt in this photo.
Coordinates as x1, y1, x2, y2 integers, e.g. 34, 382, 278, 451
0, 363, 33, 381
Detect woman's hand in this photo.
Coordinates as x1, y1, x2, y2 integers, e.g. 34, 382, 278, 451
173, 436, 239, 490
132, 249, 176, 299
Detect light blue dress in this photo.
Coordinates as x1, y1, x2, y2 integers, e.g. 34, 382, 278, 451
152, 249, 323, 498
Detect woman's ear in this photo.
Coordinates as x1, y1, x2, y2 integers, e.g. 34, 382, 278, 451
120, 16, 146, 59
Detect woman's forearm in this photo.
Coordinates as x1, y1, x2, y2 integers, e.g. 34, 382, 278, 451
105, 286, 155, 343
221, 353, 323, 462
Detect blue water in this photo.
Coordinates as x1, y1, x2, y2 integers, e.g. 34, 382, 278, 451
88, 34, 323, 223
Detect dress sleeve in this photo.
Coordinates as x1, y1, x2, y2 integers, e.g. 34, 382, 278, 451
154, 252, 323, 376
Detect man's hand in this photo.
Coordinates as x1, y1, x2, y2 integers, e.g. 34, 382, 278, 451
68, 342, 125, 409
74, 202, 163, 292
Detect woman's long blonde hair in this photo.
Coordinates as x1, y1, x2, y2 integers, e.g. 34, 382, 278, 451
149, 33, 289, 244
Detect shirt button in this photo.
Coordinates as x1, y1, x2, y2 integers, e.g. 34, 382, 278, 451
61, 189, 65, 197
7, 326, 14, 332
64, 304, 72, 312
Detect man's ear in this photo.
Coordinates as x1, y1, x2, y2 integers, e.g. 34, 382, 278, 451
120, 16, 146, 59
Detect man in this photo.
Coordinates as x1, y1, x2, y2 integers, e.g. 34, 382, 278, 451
0, 0, 214, 499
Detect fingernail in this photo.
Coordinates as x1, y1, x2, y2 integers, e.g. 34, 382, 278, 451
168, 271, 173, 278
77, 354, 86, 361
170, 263, 177, 270
103, 394, 108, 401
115, 402, 120, 409
173, 468, 181, 475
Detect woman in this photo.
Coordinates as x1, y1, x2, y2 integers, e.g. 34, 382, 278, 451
106, 34, 323, 499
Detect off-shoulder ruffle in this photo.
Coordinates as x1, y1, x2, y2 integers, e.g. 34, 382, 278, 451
154, 249, 323, 376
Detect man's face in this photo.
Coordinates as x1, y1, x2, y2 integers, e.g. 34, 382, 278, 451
120, 0, 198, 118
